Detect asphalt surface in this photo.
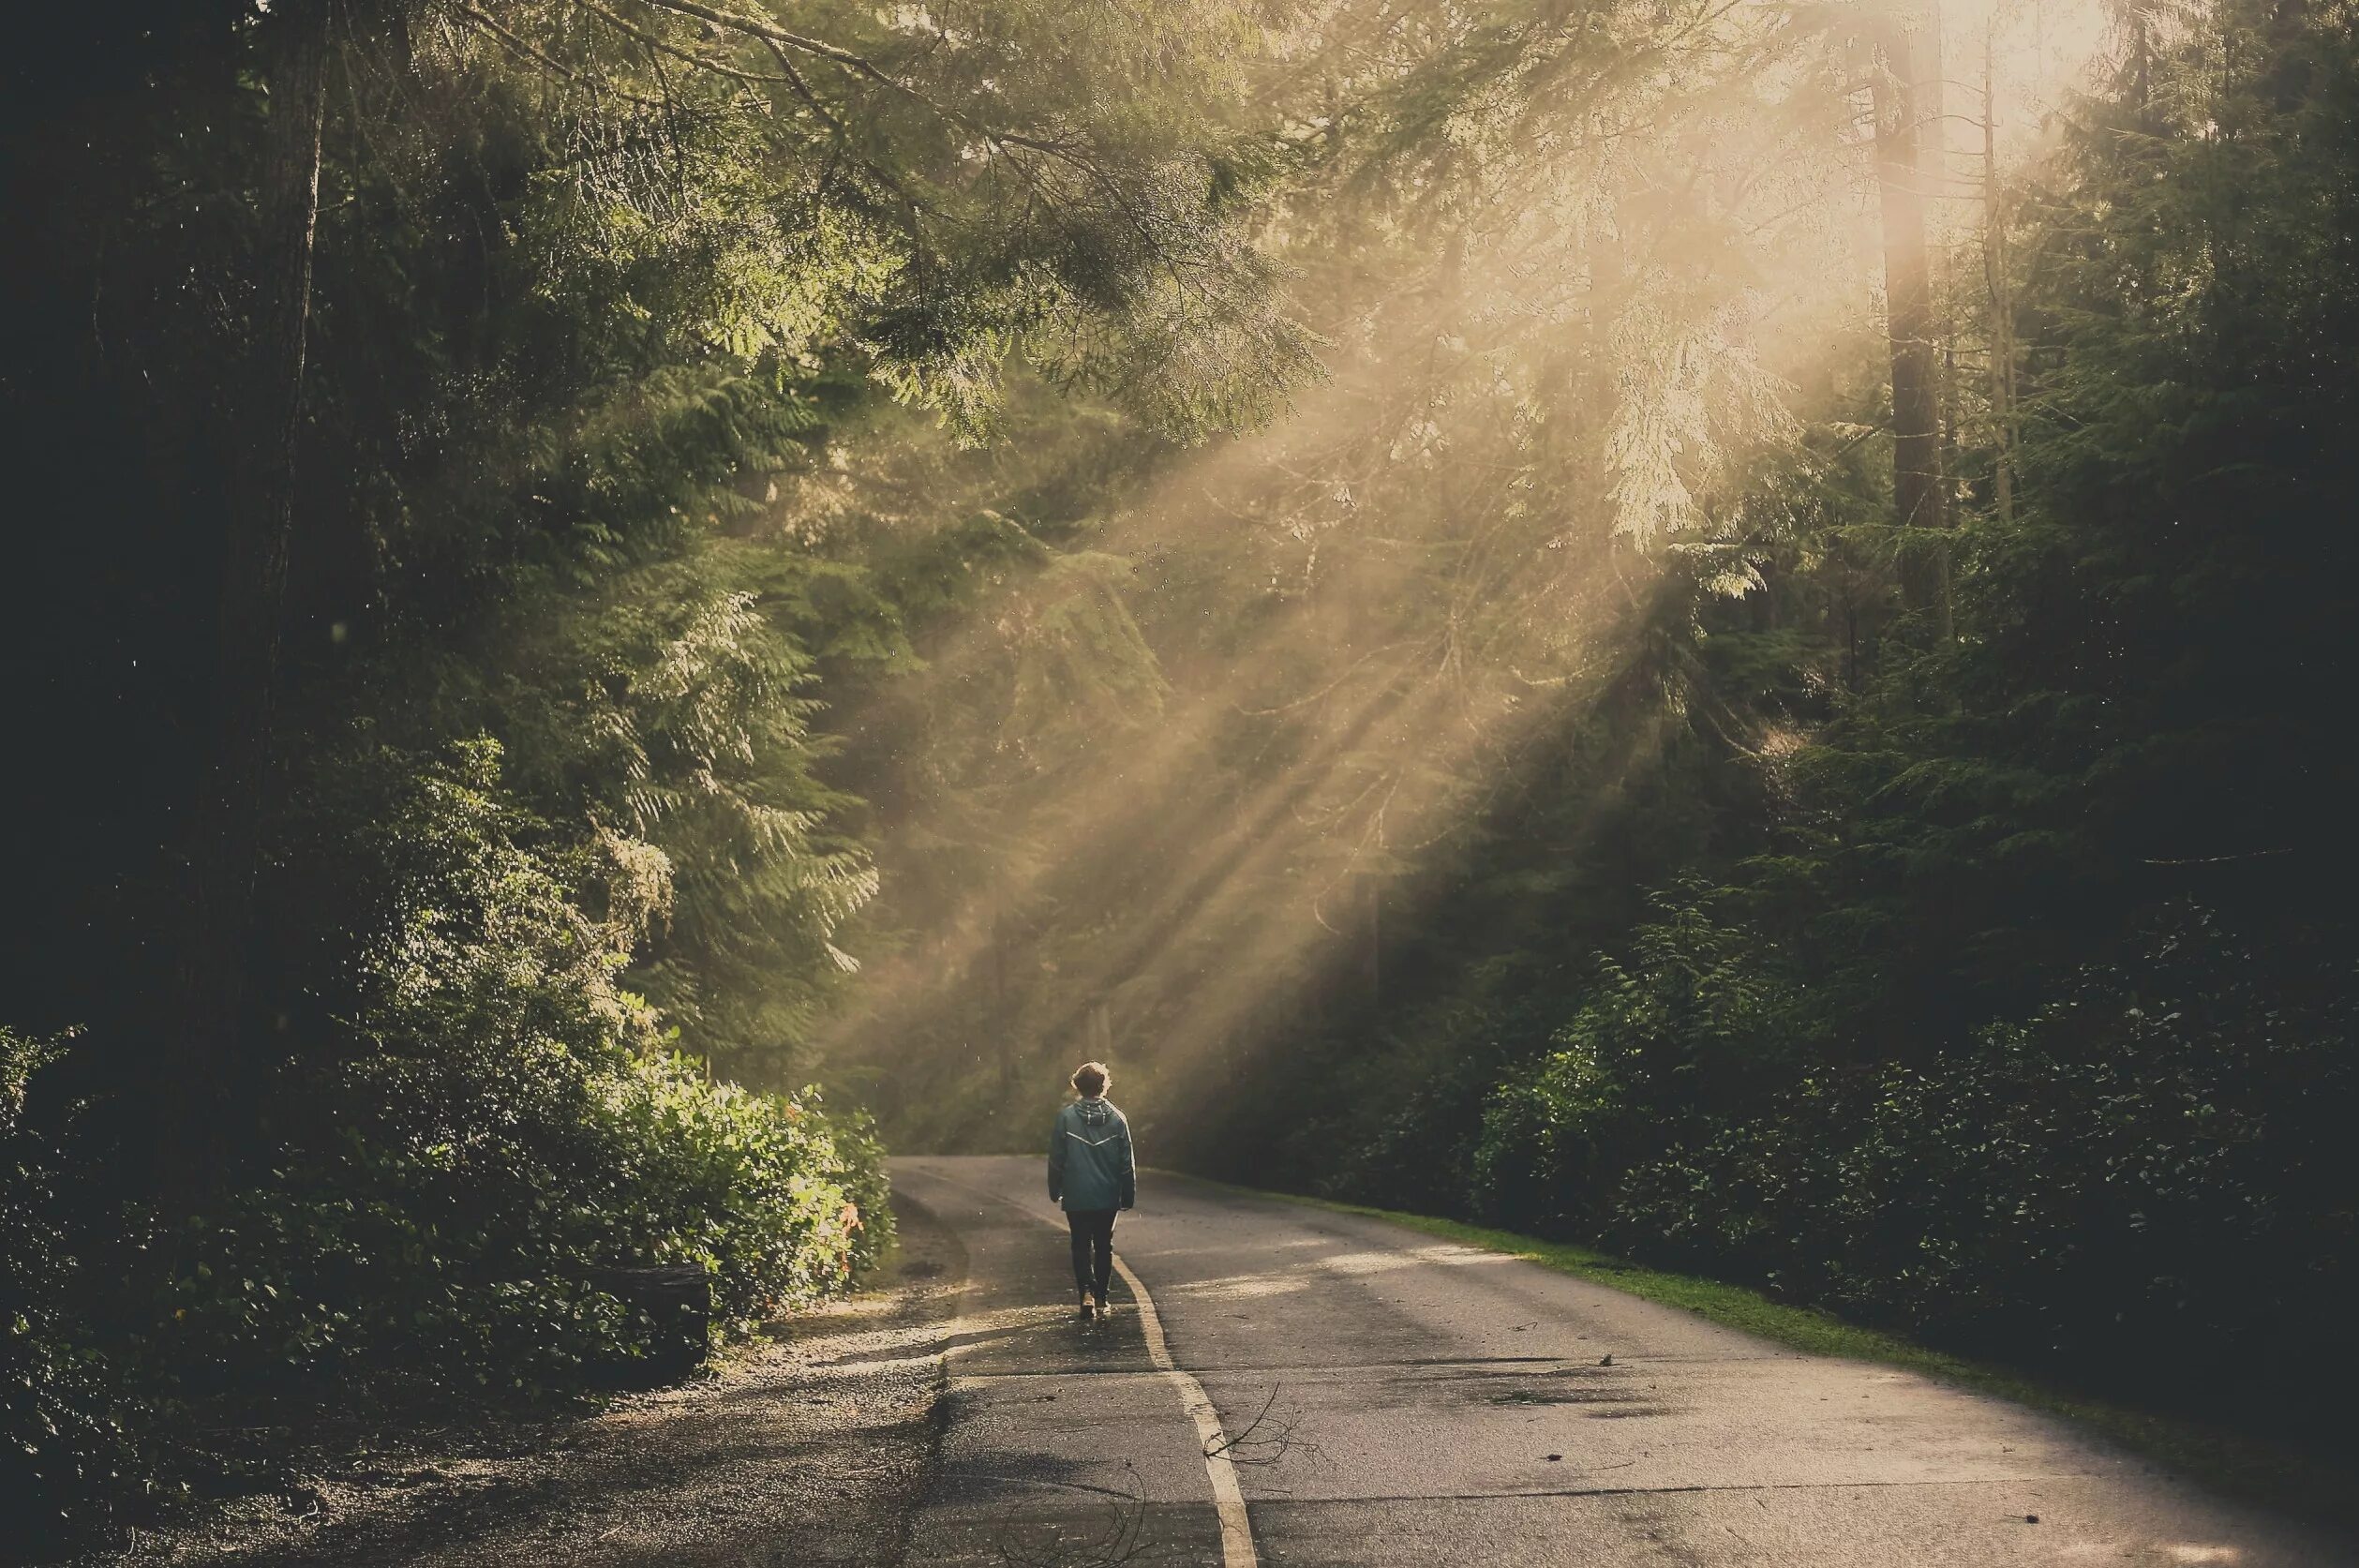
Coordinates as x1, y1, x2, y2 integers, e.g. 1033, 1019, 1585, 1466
893, 1156, 2353, 1568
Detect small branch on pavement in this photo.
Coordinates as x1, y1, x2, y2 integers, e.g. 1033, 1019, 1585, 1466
991, 1459, 1148, 1568
1203, 1382, 1321, 1473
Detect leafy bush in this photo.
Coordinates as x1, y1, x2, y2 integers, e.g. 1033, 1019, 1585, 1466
7, 742, 895, 1539
158, 741, 891, 1401
1478, 902, 2359, 1414
1471, 882, 1799, 1235
1, 1029, 137, 1550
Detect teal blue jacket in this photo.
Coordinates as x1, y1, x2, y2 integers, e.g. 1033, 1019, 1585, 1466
1047, 1097, 1135, 1212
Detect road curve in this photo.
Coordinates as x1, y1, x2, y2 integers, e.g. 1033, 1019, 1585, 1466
892, 1156, 2350, 1568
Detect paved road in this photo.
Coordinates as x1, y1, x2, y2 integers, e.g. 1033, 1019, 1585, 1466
893, 1157, 2351, 1568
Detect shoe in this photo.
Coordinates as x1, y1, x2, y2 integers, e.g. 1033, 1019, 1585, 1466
1093, 1294, 1112, 1318
1078, 1298, 1095, 1322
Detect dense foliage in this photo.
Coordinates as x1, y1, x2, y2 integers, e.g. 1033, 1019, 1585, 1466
8, 0, 2357, 1544
1, 0, 1303, 1546
1198, 0, 2359, 1431
810, 0, 2359, 1444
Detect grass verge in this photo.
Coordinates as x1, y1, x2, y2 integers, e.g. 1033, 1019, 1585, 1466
1211, 1180, 2357, 1530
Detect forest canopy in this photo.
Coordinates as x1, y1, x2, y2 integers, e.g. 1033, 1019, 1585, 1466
6, 0, 2356, 1545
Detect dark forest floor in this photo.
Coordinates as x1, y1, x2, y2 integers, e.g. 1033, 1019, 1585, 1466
64, 1201, 965, 1568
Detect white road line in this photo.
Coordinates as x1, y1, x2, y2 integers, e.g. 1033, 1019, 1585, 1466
1112, 1253, 1261, 1568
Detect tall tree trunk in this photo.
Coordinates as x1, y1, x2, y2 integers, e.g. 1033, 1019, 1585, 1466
1869, 7, 1951, 637
1982, 21, 2017, 526
166, 0, 331, 1205
1917, 0, 1959, 539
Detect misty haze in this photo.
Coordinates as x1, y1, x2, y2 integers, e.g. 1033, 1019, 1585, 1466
4, 0, 2355, 1564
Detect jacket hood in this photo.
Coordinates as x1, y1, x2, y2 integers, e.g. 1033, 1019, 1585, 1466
1073, 1096, 1114, 1127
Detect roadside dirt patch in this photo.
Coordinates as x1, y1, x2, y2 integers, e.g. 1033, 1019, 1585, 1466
89, 1198, 966, 1568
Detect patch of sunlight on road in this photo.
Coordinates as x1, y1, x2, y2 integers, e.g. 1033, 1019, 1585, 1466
823, 1301, 1072, 1365
1313, 1245, 1519, 1277
1169, 1271, 1314, 1301
2059, 1546, 2243, 1565
1408, 1244, 1518, 1266
1165, 1241, 1510, 1300
1304, 1250, 1409, 1277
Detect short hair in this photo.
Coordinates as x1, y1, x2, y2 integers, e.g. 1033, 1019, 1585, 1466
1071, 1061, 1110, 1098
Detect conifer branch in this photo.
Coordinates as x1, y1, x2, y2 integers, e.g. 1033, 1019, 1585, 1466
449, 1, 665, 106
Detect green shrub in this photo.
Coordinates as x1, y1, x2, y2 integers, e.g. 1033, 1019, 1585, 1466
1612, 909, 2356, 1387
8, 741, 895, 1541
156, 741, 892, 1404
1477, 900, 2359, 1414
0, 1028, 138, 1551
1471, 881, 1799, 1235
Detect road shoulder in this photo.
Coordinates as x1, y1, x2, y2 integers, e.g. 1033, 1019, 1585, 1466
1214, 1177, 2359, 1534
81, 1197, 967, 1568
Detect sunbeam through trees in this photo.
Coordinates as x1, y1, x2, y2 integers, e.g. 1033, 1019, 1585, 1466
5, 0, 2357, 1554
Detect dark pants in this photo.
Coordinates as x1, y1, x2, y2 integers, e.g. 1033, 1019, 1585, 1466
1067, 1208, 1117, 1300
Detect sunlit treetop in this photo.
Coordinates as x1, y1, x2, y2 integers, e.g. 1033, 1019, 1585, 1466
406, 0, 1321, 440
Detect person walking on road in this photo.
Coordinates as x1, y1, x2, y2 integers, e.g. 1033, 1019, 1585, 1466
1047, 1061, 1134, 1321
